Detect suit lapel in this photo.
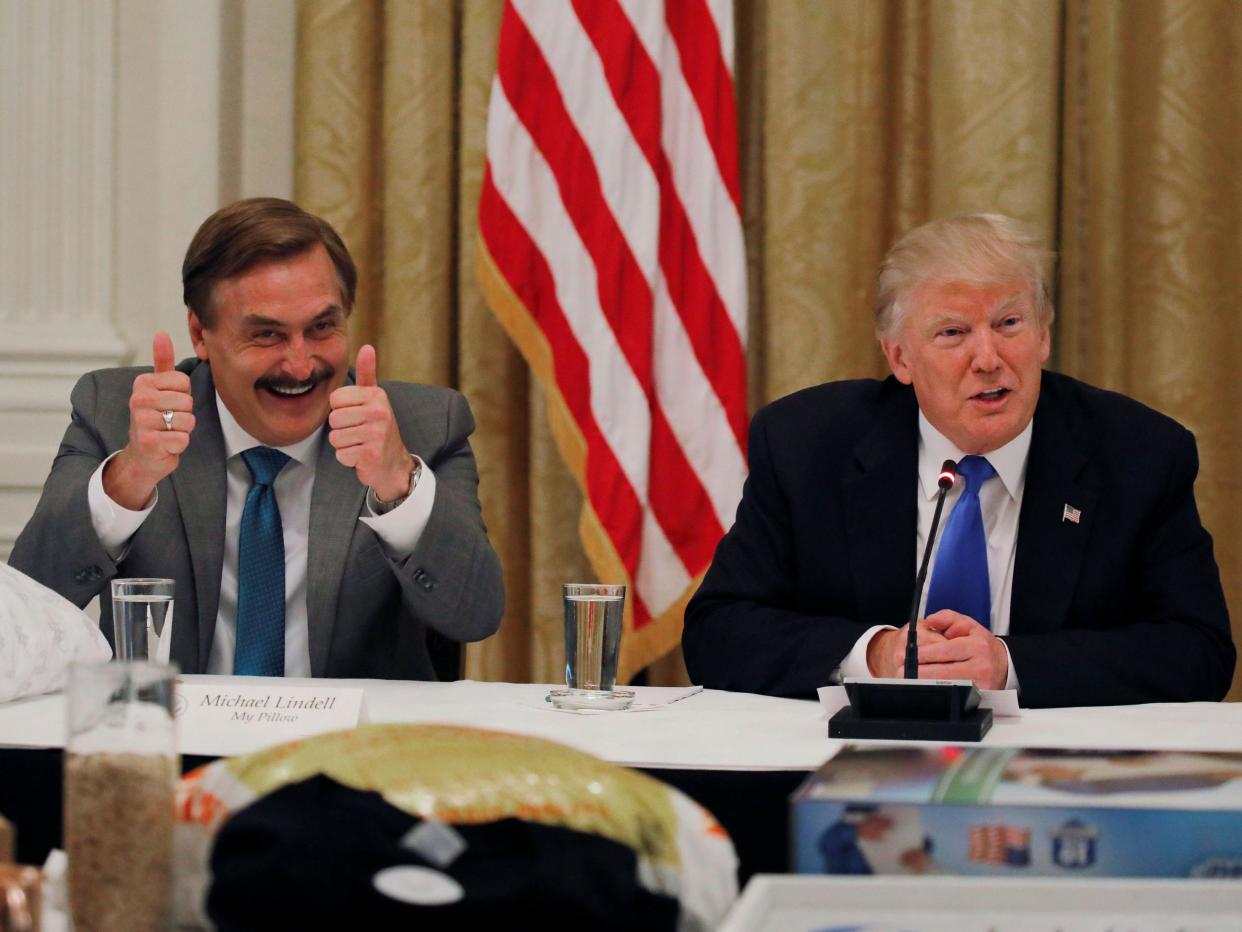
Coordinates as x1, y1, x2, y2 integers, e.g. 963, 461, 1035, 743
170, 363, 228, 670
1010, 380, 1098, 635
843, 387, 920, 627
306, 436, 367, 676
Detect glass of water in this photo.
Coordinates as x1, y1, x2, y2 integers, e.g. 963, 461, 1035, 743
549, 583, 632, 710
110, 578, 174, 664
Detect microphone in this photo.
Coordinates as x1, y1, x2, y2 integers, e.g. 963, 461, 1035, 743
828, 455, 991, 740
904, 459, 957, 678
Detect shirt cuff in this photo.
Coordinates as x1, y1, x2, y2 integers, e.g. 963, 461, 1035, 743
359, 456, 436, 558
88, 452, 157, 560
999, 636, 1019, 691
839, 625, 897, 679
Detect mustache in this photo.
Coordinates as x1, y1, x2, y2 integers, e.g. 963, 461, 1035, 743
255, 365, 336, 393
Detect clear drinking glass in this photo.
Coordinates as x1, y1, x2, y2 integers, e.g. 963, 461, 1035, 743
110, 578, 174, 663
549, 583, 632, 710
65, 660, 178, 932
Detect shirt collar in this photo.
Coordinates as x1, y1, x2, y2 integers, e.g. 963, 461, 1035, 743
917, 412, 1033, 502
214, 393, 322, 469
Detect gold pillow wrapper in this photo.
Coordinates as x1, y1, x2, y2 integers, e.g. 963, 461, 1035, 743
174, 724, 737, 929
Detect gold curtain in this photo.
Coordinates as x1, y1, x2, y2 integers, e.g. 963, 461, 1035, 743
296, 0, 1242, 697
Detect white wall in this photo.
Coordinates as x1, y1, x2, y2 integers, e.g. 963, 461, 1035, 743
0, 0, 295, 561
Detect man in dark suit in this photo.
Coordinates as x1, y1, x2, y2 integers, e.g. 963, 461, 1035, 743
683, 213, 1233, 707
11, 198, 503, 679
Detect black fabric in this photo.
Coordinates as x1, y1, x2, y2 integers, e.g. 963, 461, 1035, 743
0, 750, 785, 887
207, 775, 680, 931
683, 371, 1234, 706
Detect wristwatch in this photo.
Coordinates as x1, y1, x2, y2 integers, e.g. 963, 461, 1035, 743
372, 456, 422, 513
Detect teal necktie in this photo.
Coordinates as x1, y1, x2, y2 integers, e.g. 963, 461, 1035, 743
926, 455, 996, 628
234, 447, 290, 676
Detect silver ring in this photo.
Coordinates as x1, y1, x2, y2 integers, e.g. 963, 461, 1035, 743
161, 410, 175, 431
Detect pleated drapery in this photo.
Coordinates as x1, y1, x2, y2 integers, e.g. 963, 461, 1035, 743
295, 0, 1242, 697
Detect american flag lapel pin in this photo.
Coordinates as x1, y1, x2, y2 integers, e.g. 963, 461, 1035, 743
1062, 503, 1082, 524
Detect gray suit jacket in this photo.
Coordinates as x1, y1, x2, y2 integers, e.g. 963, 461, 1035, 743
10, 358, 504, 679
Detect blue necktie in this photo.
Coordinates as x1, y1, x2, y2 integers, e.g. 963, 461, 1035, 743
925, 455, 996, 628
234, 447, 290, 676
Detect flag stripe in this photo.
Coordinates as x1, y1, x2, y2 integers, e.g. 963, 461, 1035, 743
664, 0, 741, 207
486, 68, 651, 501
652, 274, 746, 531
517, 0, 661, 278
654, 152, 748, 447
485, 74, 691, 612
479, 0, 747, 665
578, 0, 749, 449
703, 0, 736, 73
518, 1, 743, 532
497, 7, 654, 433
616, 0, 748, 342
479, 168, 655, 624
502, 3, 726, 575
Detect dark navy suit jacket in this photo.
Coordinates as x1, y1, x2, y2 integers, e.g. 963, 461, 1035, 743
683, 371, 1234, 707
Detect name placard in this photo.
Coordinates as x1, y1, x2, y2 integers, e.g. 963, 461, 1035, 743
174, 683, 364, 755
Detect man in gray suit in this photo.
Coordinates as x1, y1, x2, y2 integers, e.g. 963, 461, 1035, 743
11, 198, 503, 679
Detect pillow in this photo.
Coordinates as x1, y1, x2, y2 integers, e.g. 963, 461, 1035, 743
207, 775, 683, 930
0, 562, 111, 702
177, 724, 738, 930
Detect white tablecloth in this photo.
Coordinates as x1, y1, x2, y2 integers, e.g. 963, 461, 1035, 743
2, 676, 1240, 771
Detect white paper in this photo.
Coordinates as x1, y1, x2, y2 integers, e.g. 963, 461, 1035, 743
817, 682, 1021, 719
175, 682, 363, 755
630, 685, 704, 705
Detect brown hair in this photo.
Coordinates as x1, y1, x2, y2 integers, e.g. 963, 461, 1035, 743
181, 197, 357, 326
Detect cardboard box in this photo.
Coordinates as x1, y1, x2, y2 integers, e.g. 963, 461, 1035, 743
720, 875, 1242, 932
792, 746, 1242, 879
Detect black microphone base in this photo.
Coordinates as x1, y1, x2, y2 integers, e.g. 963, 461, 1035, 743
828, 678, 994, 742
828, 704, 993, 742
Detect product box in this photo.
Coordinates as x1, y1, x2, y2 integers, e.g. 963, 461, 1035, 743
792, 746, 1242, 880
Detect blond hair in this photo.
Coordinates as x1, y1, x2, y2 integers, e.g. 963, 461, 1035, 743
874, 213, 1054, 339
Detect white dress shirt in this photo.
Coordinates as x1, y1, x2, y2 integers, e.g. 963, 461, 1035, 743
87, 393, 437, 675
838, 413, 1033, 689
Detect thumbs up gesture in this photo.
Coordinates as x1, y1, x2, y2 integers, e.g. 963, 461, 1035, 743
328, 345, 415, 502
103, 332, 197, 509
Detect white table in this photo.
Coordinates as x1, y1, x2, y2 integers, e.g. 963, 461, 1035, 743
2, 676, 1240, 769
5, 681, 1241, 905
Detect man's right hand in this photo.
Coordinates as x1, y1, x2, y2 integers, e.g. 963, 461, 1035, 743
103, 332, 196, 510
866, 622, 948, 678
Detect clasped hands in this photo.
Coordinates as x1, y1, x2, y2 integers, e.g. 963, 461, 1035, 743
866, 610, 1008, 690
103, 333, 413, 509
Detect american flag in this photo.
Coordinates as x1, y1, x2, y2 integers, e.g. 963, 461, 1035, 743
1062, 503, 1082, 524
968, 823, 1031, 867
477, 0, 748, 679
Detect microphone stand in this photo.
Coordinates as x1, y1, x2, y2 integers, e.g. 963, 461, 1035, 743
829, 459, 994, 742
905, 463, 954, 678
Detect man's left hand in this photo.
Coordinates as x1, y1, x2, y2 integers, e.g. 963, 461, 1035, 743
916, 610, 1008, 690
328, 344, 415, 502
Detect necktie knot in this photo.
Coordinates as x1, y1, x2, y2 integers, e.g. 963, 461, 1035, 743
955, 455, 995, 493
242, 447, 290, 487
